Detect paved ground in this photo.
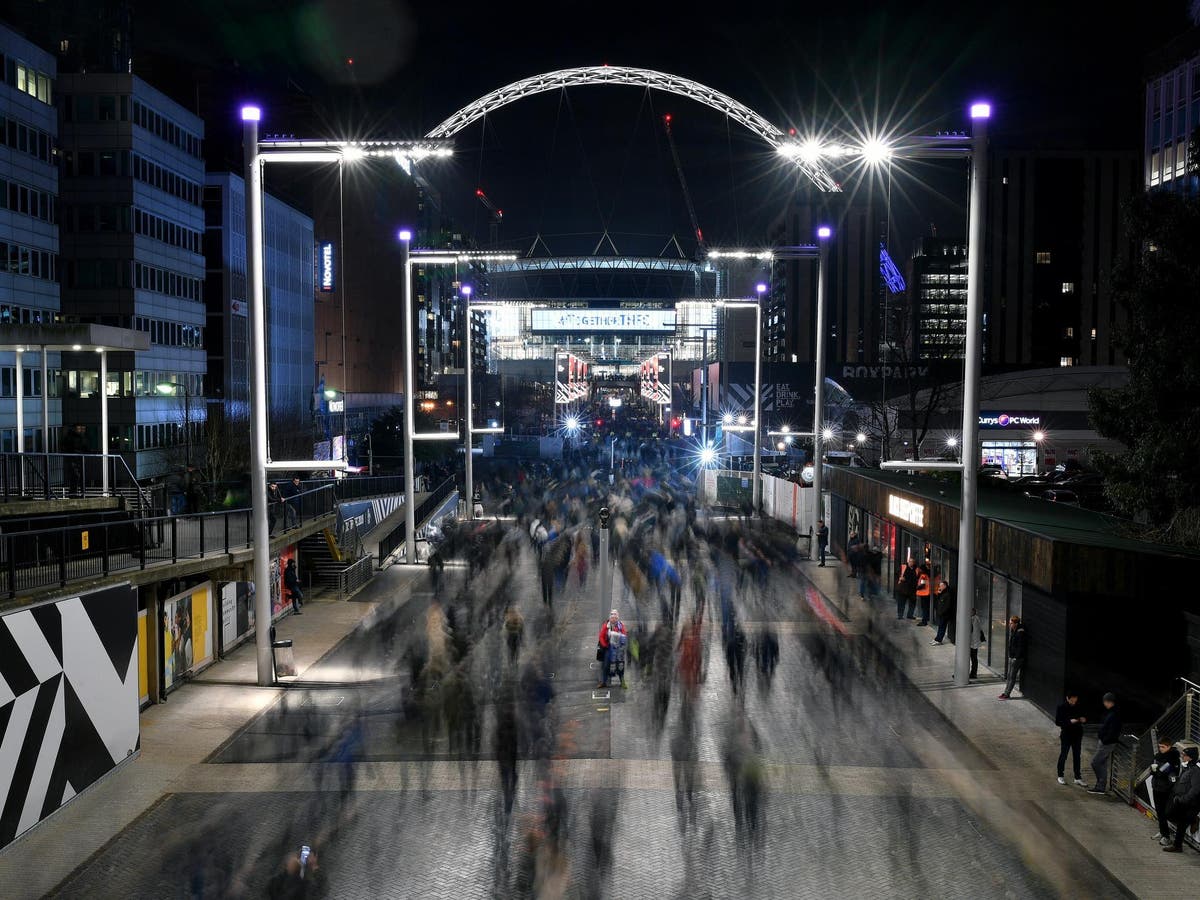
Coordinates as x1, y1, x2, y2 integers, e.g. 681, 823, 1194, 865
1, 525, 1195, 898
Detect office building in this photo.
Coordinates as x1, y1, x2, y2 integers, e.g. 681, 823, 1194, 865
202, 172, 315, 446
56, 71, 206, 476
1144, 23, 1200, 192
909, 237, 968, 361
984, 149, 1139, 368
0, 24, 60, 453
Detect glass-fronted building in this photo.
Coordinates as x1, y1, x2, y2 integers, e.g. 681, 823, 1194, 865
0, 24, 60, 452
56, 72, 206, 476
202, 172, 314, 441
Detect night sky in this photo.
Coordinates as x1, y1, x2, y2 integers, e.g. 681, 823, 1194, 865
31, 0, 1192, 255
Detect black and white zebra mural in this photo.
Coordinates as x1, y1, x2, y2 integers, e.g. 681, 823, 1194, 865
0, 584, 139, 850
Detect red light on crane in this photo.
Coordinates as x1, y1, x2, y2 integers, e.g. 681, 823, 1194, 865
664, 114, 672, 123
475, 189, 483, 196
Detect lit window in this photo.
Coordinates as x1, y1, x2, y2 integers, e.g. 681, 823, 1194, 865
1036, 252, 1051, 264
1059, 356, 1074, 367
1061, 282, 1074, 293
1090, 327, 1097, 340
1065, 327, 1074, 338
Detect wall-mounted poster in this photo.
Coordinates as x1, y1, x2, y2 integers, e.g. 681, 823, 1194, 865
162, 582, 213, 692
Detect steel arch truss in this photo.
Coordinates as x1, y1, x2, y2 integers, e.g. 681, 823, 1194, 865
426, 66, 840, 192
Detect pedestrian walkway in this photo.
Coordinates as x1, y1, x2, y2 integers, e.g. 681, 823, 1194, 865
795, 556, 1200, 898
0, 565, 425, 900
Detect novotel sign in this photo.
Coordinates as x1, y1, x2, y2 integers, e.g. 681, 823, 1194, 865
318, 241, 335, 292
978, 411, 1042, 429
887, 494, 925, 528
531, 309, 676, 333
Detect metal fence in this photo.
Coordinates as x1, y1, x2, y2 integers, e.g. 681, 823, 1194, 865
0, 452, 157, 514
1110, 677, 1199, 850
336, 555, 374, 598
0, 484, 336, 599
376, 478, 456, 565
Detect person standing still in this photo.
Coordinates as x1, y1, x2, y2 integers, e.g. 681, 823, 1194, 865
1150, 737, 1181, 844
997, 616, 1027, 700
816, 519, 829, 567
967, 607, 986, 679
284, 558, 303, 615
914, 562, 932, 626
1087, 692, 1121, 793
1054, 691, 1086, 786
896, 557, 917, 620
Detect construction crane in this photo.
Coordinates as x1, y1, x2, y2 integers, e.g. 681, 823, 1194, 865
475, 188, 503, 246
662, 114, 706, 258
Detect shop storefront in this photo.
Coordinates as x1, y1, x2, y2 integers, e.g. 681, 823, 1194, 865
824, 464, 1200, 721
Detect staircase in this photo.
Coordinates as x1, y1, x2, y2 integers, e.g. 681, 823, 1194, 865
299, 525, 372, 599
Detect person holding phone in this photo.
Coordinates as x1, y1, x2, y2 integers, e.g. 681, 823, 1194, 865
1055, 691, 1086, 786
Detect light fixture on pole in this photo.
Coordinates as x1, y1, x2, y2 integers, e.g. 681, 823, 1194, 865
812, 225, 832, 560
879, 100, 990, 689
156, 380, 191, 468
400, 245, 514, 545
462, 284, 476, 519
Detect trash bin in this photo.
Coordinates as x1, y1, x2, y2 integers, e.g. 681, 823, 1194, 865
272, 639, 296, 678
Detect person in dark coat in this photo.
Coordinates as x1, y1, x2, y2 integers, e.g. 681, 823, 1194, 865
998, 616, 1027, 700
896, 557, 917, 620
1151, 737, 1182, 844
1054, 691, 1086, 786
815, 519, 829, 566
1163, 745, 1200, 852
284, 558, 303, 614
931, 573, 955, 645
1086, 692, 1121, 793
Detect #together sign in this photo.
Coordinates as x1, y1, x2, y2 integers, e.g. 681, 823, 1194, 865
532, 309, 676, 333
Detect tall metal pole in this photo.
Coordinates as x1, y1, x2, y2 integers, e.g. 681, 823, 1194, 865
14, 348, 23, 454
700, 330, 708, 446
99, 350, 108, 496
40, 348, 49, 454
182, 385, 190, 469
464, 289, 474, 520
812, 228, 831, 556
954, 106, 990, 688
751, 302, 763, 512
243, 107, 273, 686
401, 234, 418, 562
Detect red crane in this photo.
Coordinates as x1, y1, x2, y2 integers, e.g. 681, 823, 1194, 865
475, 188, 503, 246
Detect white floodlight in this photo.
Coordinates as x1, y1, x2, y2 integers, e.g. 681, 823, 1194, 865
860, 138, 892, 165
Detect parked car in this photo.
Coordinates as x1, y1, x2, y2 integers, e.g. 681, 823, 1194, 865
980, 464, 1008, 480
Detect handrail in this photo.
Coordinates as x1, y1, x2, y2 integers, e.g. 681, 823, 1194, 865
0, 484, 338, 600
376, 477, 456, 565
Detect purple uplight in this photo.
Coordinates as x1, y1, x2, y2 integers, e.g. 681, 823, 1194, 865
755, 283, 768, 294
970, 102, 991, 120
817, 226, 832, 239
462, 285, 473, 297
397, 229, 412, 242
240, 105, 261, 122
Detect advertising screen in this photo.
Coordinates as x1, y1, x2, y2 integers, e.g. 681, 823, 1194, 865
531, 308, 676, 333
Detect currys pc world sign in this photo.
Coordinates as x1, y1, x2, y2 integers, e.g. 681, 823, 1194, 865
978, 411, 1042, 429
318, 241, 335, 292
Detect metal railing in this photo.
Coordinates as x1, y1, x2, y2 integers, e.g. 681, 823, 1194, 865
0, 484, 337, 599
376, 477, 456, 565
1110, 677, 1199, 850
0, 452, 156, 515
337, 555, 373, 597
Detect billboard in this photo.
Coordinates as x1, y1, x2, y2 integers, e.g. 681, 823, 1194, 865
162, 582, 214, 692
532, 308, 675, 333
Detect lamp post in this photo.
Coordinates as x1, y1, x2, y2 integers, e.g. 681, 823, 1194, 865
399, 229, 418, 562
156, 380, 191, 468
950, 102, 990, 688
462, 284, 475, 519
812, 226, 832, 558
752, 283, 767, 512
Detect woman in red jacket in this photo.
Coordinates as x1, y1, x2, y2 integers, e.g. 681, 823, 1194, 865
597, 609, 628, 689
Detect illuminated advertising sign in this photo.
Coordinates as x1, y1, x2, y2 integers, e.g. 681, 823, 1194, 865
532, 308, 676, 333
978, 411, 1042, 429
887, 494, 925, 528
318, 241, 335, 292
